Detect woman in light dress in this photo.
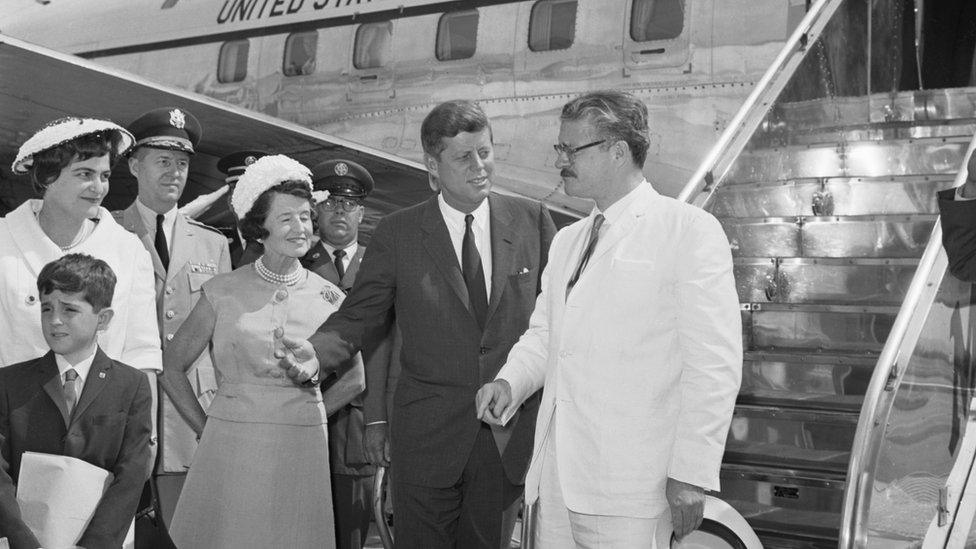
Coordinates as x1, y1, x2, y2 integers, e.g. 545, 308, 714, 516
162, 155, 354, 549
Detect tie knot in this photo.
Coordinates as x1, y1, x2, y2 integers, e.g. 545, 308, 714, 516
333, 249, 346, 259
464, 214, 475, 228
593, 213, 605, 232
64, 368, 78, 382
156, 213, 165, 223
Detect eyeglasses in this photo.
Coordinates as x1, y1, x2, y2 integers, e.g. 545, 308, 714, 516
553, 139, 606, 160
319, 197, 362, 212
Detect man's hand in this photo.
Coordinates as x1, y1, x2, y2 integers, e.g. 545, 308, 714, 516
364, 423, 391, 467
275, 332, 319, 384
667, 477, 705, 540
475, 380, 512, 426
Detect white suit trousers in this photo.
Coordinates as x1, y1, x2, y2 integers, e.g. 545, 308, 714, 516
534, 415, 673, 548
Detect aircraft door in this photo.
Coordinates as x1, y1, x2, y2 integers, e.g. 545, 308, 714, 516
622, 0, 691, 73
348, 20, 396, 102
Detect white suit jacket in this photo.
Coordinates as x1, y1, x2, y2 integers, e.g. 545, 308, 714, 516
497, 182, 742, 518
0, 200, 162, 372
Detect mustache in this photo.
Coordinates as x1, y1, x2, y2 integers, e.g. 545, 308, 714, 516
560, 169, 576, 178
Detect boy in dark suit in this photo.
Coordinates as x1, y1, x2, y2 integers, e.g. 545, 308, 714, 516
0, 254, 153, 549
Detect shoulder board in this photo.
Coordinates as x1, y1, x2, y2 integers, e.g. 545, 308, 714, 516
184, 216, 225, 236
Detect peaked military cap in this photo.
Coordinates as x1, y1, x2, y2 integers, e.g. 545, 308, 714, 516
310, 159, 374, 199
127, 107, 202, 154
217, 150, 269, 184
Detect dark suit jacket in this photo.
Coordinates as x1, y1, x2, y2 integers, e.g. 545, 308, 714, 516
0, 349, 153, 549
303, 243, 374, 476
939, 187, 976, 281
322, 193, 555, 488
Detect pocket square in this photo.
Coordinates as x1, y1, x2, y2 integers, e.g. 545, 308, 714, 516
518, 267, 530, 275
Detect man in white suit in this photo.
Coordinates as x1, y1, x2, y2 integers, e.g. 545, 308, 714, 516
476, 90, 742, 546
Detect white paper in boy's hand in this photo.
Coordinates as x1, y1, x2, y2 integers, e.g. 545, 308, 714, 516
16, 452, 112, 549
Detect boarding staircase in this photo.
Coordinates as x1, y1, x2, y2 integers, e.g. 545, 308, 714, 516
678, 0, 976, 545
709, 89, 973, 547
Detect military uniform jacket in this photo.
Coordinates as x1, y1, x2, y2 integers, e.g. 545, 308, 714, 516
303, 243, 372, 476
115, 204, 231, 473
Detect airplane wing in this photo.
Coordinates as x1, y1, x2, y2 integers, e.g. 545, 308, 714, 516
0, 33, 435, 240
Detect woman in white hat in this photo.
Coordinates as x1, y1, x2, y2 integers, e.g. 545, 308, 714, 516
162, 155, 353, 549
0, 117, 161, 375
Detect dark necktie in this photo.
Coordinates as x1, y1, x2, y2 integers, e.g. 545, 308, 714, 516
462, 214, 488, 329
63, 368, 79, 417
566, 213, 605, 298
154, 214, 170, 271
333, 249, 346, 280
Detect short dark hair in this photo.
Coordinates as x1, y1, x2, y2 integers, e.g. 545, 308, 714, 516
420, 100, 492, 159
37, 254, 117, 312
30, 131, 124, 194
239, 180, 313, 242
561, 90, 650, 167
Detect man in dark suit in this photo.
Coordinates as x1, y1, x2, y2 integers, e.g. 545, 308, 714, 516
302, 159, 378, 549
0, 254, 153, 549
115, 107, 232, 529
939, 148, 976, 282
289, 100, 556, 548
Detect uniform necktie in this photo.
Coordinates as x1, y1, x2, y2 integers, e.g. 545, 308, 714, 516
462, 214, 488, 329
566, 213, 605, 298
154, 213, 170, 271
333, 249, 346, 280
63, 368, 79, 417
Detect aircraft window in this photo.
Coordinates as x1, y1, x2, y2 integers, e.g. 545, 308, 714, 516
354, 21, 393, 69
529, 0, 577, 52
630, 0, 684, 42
217, 40, 249, 83
436, 10, 479, 61
284, 31, 318, 77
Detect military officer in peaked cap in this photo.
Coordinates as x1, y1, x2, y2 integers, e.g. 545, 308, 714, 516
302, 158, 382, 549
114, 107, 231, 533
303, 159, 374, 290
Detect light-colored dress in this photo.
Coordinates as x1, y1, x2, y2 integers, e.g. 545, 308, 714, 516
0, 199, 161, 371
169, 266, 345, 549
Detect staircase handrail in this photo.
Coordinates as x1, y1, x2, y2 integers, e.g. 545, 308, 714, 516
838, 136, 976, 546
676, 0, 842, 206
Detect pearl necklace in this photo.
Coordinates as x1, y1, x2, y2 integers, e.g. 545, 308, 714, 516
254, 256, 303, 286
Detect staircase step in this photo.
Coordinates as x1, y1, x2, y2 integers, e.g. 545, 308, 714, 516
743, 305, 897, 353
725, 137, 968, 183
742, 349, 875, 411
735, 257, 917, 305
763, 87, 976, 133
719, 464, 845, 545
722, 214, 935, 258
709, 175, 953, 218
725, 405, 857, 473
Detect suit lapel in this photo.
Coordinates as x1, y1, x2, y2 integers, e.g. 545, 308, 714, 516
166, 214, 194, 283
342, 246, 366, 289
37, 352, 71, 428
486, 195, 515, 322
576, 185, 653, 279
121, 204, 167, 282
70, 348, 112, 426
420, 198, 472, 315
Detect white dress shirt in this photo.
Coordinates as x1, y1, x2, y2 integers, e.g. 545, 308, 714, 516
438, 195, 492, 298
54, 346, 97, 393
135, 199, 178, 254
320, 241, 359, 274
